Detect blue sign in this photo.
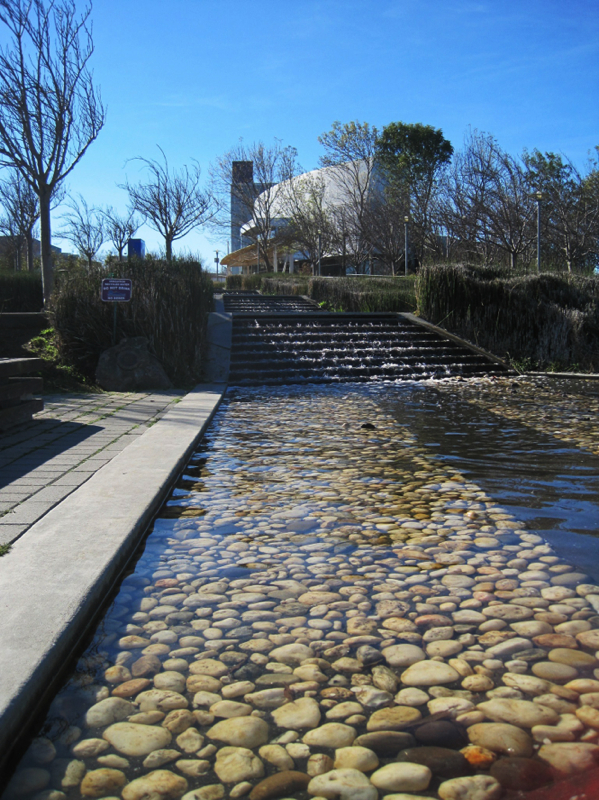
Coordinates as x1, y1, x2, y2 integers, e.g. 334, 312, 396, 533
101, 279, 132, 302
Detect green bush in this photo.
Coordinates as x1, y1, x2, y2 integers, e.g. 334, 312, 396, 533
416, 264, 599, 371
0, 270, 43, 311
52, 258, 213, 386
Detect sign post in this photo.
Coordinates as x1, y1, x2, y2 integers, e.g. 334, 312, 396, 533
101, 278, 132, 346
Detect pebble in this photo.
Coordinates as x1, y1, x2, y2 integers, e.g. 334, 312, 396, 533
303, 723, 357, 748
248, 771, 310, 800
382, 645, 425, 667
207, 717, 269, 748
333, 746, 379, 772
271, 697, 321, 728
537, 741, 599, 774
477, 698, 559, 728
395, 746, 467, 778
308, 768, 378, 800
213, 747, 264, 783
354, 732, 416, 757
103, 723, 172, 756
437, 775, 502, 800
6, 769, 50, 796
467, 723, 533, 757
121, 770, 187, 800
80, 769, 127, 797
370, 762, 432, 793
489, 757, 552, 791
400, 661, 460, 686
366, 706, 421, 731
84, 697, 134, 728
12, 382, 599, 800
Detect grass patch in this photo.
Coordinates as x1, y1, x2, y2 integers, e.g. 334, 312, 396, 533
25, 327, 100, 393
0, 544, 12, 557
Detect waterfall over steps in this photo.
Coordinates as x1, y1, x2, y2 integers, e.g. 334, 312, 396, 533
221, 292, 510, 386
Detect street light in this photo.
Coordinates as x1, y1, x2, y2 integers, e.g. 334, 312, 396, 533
404, 216, 410, 277
214, 250, 220, 281
536, 192, 542, 273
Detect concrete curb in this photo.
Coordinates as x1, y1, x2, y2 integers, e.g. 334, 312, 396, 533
0, 384, 225, 770
526, 371, 599, 380
399, 313, 513, 372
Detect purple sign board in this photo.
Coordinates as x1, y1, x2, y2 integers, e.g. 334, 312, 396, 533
101, 279, 132, 302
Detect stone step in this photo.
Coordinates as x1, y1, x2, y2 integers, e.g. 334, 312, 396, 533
227, 309, 507, 386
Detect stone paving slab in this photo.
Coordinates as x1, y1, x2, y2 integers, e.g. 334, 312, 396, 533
0, 384, 224, 771
0, 389, 185, 546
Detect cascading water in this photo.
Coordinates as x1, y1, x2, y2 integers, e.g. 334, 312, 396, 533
229, 314, 508, 386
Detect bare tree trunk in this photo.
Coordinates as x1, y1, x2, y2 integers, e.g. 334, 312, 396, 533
166, 237, 173, 262
510, 251, 516, 269
39, 191, 54, 305
26, 230, 34, 272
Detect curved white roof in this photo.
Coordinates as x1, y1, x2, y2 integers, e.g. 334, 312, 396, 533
241, 160, 375, 234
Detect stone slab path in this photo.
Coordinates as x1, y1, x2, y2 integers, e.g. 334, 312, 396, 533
0, 391, 185, 546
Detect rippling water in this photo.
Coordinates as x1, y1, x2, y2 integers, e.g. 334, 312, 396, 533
4, 381, 599, 800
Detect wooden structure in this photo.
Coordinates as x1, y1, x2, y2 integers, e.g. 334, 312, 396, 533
0, 358, 43, 431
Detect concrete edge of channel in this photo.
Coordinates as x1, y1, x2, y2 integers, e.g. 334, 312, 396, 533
0, 383, 226, 774
399, 313, 513, 371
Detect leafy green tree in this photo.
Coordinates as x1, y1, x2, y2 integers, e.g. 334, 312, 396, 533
376, 122, 453, 264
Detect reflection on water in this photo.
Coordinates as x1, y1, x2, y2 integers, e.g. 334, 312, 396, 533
4, 382, 599, 800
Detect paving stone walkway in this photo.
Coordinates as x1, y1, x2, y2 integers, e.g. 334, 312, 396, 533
0, 390, 185, 546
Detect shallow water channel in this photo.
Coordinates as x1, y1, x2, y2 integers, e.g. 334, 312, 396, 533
5, 380, 599, 800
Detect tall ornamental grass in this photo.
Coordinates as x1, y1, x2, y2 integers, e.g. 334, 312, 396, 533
0, 270, 43, 311
417, 264, 599, 371
225, 272, 417, 312
52, 258, 213, 386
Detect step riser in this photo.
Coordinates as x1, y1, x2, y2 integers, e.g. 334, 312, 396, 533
225, 303, 506, 386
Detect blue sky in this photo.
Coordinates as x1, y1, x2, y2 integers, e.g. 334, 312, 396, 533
20, 0, 599, 264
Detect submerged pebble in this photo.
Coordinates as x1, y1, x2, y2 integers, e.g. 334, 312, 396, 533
5, 382, 599, 800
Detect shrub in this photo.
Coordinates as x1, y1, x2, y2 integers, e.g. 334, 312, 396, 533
416, 264, 599, 370
0, 270, 43, 311
224, 272, 417, 312
51, 258, 213, 386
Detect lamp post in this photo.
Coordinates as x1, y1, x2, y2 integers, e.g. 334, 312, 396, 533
317, 229, 322, 276
536, 192, 542, 273
404, 216, 409, 277
214, 250, 220, 281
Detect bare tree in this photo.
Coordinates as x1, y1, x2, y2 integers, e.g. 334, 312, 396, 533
123, 148, 212, 262
524, 148, 599, 272
103, 206, 142, 261
0, 169, 35, 269
360, 188, 407, 275
210, 139, 298, 271
317, 121, 379, 273
0, 168, 65, 270
440, 130, 535, 268
278, 170, 338, 272
60, 194, 104, 268
0, 0, 105, 303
